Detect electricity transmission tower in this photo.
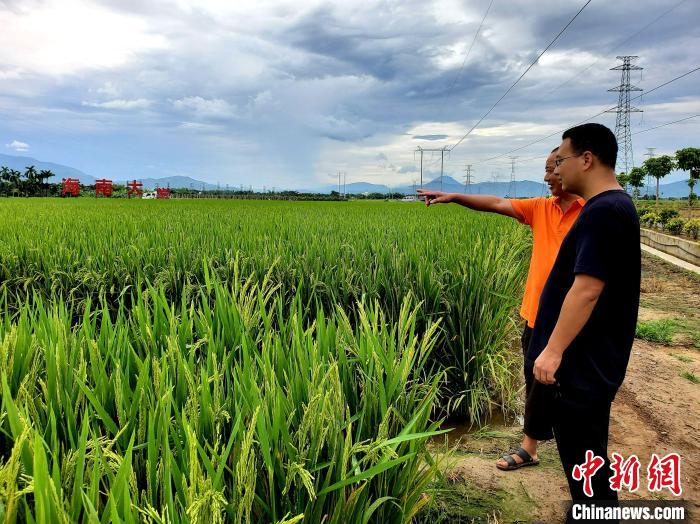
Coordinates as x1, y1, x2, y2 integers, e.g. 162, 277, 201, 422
416, 148, 424, 188
507, 157, 517, 198
463, 164, 473, 194
415, 146, 449, 190
607, 56, 643, 176
337, 171, 346, 197
644, 147, 655, 198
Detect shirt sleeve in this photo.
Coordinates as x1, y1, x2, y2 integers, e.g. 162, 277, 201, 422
509, 198, 539, 226
573, 205, 621, 282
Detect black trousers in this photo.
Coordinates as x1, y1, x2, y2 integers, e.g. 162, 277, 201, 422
525, 374, 619, 522
521, 323, 554, 441
553, 387, 618, 523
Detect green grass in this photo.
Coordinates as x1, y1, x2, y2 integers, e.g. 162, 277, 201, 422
468, 425, 514, 441
416, 476, 541, 524
680, 371, 700, 384
416, 480, 506, 523
635, 319, 676, 345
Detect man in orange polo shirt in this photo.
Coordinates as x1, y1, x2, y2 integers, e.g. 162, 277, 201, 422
417, 147, 584, 471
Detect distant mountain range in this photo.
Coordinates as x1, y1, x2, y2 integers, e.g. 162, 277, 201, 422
315, 176, 550, 198
124, 177, 220, 190
0, 153, 694, 197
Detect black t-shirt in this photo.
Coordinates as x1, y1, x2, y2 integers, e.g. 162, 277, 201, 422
526, 189, 641, 400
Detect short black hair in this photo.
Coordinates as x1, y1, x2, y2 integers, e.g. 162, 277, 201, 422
562, 123, 617, 169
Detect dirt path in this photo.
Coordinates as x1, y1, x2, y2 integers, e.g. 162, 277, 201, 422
433, 252, 700, 523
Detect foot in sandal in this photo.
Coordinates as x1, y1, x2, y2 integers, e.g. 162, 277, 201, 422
496, 436, 539, 471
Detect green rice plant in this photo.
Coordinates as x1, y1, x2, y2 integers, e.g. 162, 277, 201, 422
0, 272, 448, 523
0, 199, 529, 421
635, 319, 676, 345
0, 197, 532, 522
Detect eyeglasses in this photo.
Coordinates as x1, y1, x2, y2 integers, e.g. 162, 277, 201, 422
554, 154, 581, 167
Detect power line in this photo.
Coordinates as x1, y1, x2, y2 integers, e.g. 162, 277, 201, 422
437, 0, 494, 119
436, 115, 699, 190
449, 0, 593, 152
545, 0, 686, 97
469, 66, 700, 165
632, 114, 700, 135
632, 67, 700, 101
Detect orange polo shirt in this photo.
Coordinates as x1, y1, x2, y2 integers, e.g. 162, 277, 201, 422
510, 196, 585, 327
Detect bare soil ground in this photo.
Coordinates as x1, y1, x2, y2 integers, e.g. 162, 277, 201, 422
431, 253, 700, 523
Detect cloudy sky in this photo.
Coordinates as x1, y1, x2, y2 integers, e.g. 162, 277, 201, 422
1, 0, 698, 189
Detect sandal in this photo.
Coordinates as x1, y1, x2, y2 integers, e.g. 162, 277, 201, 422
496, 447, 540, 471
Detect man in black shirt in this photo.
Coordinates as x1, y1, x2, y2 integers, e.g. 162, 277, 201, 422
525, 123, 640, 521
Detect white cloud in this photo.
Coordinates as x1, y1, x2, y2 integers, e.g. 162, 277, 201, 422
0, 0, 167, 76
0, 67, 23, 80
172, 96, 236, 118
82, 99, 152, 109
178, 121, 222, 131
5, 140, 29, 152
96, 81, 120, 97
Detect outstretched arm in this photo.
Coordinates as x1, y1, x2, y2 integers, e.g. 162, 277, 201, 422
416, 189, 519, 219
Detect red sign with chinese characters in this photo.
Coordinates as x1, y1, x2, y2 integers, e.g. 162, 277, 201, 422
95, 179, 113, 197
156, 187, 171, 199
127, 180, 143, 198
61, 178, 80, 197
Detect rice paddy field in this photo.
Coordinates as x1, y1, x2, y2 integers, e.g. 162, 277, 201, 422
0, 198, 529, 523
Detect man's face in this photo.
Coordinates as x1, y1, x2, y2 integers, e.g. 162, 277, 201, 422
554, 138, 581, 194
544, 153, 563, 197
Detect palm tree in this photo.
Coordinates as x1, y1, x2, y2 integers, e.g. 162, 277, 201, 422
675, 147, 700, 206
24, 165, 39, 196
0, 166, 10, 195
38, 169, 55, 196
643, 155, 675, 204
8, 169, 22, 196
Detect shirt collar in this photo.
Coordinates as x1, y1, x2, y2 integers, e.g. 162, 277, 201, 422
554, 195, 585, 206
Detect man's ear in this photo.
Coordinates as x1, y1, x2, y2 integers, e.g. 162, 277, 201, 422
581, 151, 594, 171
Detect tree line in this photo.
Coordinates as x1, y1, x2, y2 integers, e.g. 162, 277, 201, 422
617, 147, 700, 205
0, 166, 56, 196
